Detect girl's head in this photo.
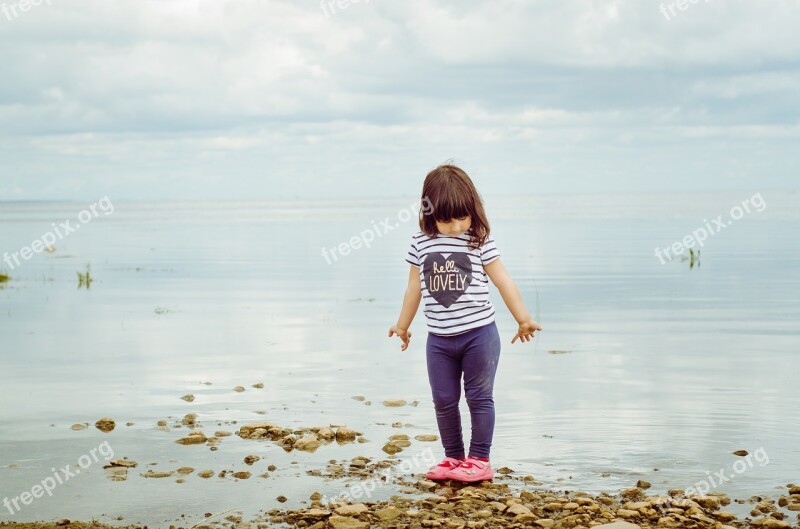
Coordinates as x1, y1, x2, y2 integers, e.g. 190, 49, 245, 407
419, 164, 490, 250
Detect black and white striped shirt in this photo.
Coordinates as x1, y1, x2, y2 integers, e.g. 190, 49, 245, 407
405, 229, 501, 336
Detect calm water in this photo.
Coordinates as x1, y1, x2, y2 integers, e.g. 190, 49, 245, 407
1, 192, 798, 526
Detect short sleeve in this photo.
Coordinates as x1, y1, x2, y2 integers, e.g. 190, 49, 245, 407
405, 235, 420, 268
480, 234, 500, 265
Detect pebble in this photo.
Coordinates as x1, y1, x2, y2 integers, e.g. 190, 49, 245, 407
95, 417, 116, 432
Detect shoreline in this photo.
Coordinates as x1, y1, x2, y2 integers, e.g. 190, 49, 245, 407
3, 476, 798, 529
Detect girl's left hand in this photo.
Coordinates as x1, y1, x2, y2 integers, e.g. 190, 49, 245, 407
512, 319, 542, 344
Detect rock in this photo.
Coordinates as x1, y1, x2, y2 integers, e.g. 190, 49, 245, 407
328, 515, 368, 529
415, 434, 439, 442
617, 509, 640, 518
141, 470, 174, 478
182, 413, 197, 426
252, 383, 264, 388
789, 486, 800, 495
157, 420, 167, 427
751, 518, 792, 529
71, 423, 87, 431
418, 480, 438, 492
375, 506, 402, 521
732, 450, 749, 456
197, 470, 215, 478
535, 520, 555, 529
277, 495, 287, 503
239, 422, 280, 437
317, 427, 334, 441
382, 442, 403, 455
636, 480, 652, 489
104, 459, 138, 469
593, 522, 641, 529
694, 496, 721, 509
244, 455, 261, 465
334, 503, 369, 516
176, 467, 195, 475
234, 386, 246, 392
215, 430, 232, 437
621, 488, 644, 500
233, 471, 251, 479
295, 434, 322, 452
180, 394, 195, 402
55, 519, 70, 526
95, 418, 115, 432
351, 396, 366, 401
507, 503, 533, 516
176, 431, 207, 445
383, 399, 407, 407
335, 428, 358, 441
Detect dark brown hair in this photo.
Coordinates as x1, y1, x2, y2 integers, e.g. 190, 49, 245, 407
419, 164, 490, 251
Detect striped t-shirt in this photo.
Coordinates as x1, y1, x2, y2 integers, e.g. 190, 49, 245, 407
405, 229, 501, 336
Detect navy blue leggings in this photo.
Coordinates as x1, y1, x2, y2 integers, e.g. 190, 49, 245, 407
425, 321, 502, 459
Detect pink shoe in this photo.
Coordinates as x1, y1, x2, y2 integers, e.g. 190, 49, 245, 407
425, 456, 464, 481
444, 456, 494, 483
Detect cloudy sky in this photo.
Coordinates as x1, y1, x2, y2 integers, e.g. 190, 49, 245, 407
1, 0, 798, 200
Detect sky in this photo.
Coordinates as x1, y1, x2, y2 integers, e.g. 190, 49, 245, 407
0, 0, 799, 201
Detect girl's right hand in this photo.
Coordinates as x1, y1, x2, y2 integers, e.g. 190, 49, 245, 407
388, 325, 413, 351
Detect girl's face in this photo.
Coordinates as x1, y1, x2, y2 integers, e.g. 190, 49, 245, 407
436, 215, 471, 236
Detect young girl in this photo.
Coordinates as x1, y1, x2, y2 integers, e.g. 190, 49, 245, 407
388, 164, 542, 483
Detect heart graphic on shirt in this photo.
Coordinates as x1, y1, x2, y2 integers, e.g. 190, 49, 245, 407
422, 252, 472, 308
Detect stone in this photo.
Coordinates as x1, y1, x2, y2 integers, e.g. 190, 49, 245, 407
176, 431, 207, 445
295, 434, 322, 452
180, 394, 195, 402
334, 503, 369, 516
507, 503, 533, 516
244, 455, 261, 465
375, 506, 402, 521
141, 470, 174, 478
328, 515, 368, 529
415, 434, 439, 442
95, 418, 115, 432
104, 459, 138, 468
335, 427, 358, 441
383, 399, 407, 407
593, 522, 641, 529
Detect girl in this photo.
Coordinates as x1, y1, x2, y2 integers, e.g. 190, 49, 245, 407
388, 164, 542, 483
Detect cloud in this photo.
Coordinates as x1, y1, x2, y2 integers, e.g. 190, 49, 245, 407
0, 0, 798, 199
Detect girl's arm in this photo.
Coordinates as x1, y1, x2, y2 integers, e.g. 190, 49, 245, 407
484, 258, 542, 343
388, 265, 422, 351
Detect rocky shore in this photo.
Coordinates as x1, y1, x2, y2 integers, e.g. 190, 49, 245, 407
3, 475, 798, 529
